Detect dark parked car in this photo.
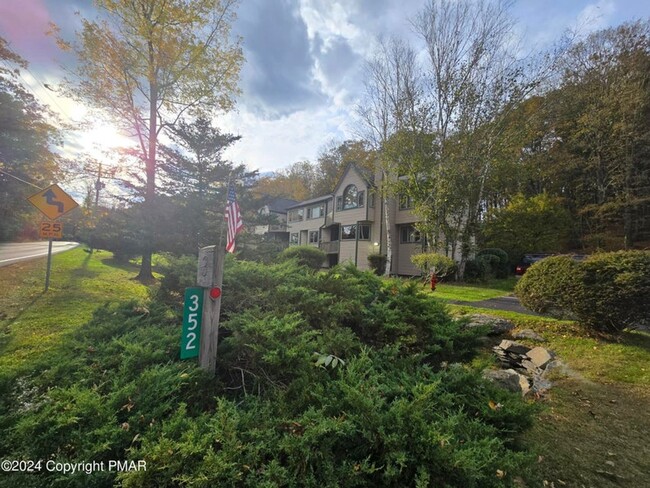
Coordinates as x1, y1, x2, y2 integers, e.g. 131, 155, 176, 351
515, 253, 589, 276
514, 254, 553, 276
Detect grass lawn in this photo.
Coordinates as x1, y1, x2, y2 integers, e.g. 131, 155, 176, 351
443, 280, 650, 487
425, 276, 518, 301
0, 248, 152, 374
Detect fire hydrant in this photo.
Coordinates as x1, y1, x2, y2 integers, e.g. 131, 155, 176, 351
430, 272, 437, 291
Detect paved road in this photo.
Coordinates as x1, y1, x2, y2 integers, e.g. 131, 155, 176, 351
448, 294, 542, 316
0, 241, 79, 267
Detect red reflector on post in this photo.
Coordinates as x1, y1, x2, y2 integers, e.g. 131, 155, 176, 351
209, 287, 222, 300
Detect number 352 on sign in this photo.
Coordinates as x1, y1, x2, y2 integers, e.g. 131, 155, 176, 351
181, 288, 203, 359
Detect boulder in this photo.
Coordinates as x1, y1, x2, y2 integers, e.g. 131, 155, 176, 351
512, 329, 546, 342
465, 314, 515, 336
483, 369, 530, 396
526, 347, 553, 369
497, 340, 531, 355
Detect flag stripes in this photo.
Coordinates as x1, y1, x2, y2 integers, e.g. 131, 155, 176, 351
225, 184, 243, 253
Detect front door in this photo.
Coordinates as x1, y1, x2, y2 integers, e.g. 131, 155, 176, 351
330, 224, 340, 241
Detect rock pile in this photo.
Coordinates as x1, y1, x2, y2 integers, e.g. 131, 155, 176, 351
485, 340, 556, 396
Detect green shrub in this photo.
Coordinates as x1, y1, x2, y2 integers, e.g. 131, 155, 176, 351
515, 251, 650, 332
157, 254, 199, 304
367, 253, 387, 275
463, 258, 490, 282
411, 252, 456, 279
477, 248, 510, 277
0, 259, 537, 488
478, 254, 501, 279
571, 251, 650, 332
278, 245, 326, 270
514, 256, 579, 318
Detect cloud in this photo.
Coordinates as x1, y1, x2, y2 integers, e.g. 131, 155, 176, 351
575, 0, 617, 34
219, 105, 350, 172
235, 0, 326, 118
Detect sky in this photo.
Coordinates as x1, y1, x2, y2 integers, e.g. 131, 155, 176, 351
1, 0, 650, 176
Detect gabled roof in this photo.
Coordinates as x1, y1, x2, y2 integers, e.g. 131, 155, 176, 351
286, 194, 333, 210
265, 197, 299, 213
332, 163, 375, 196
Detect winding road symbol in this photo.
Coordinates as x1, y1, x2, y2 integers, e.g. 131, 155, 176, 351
42, 188, 65, 214
27, 184, 79, 220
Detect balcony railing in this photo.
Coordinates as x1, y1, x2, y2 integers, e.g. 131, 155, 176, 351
268, 224, 288, 232
319, 241, 339, 254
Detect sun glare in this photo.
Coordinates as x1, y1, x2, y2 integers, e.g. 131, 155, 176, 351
83, 122, 132, 151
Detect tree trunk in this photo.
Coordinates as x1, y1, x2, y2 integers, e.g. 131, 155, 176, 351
136, 73, 157, 283
383, 194, 393, 276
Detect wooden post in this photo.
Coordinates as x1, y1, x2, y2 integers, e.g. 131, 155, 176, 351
197, 173, 231, 375
198, 245, 224, 374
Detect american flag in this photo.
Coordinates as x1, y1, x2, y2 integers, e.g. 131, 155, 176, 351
225, 183, 243, 253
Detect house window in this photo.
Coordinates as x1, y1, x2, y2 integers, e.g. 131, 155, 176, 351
368, 192, 375, 208
307, 204, 324, 219
341, 224, 356, 240
343, 185, 358, 209
358, 224, 370, 240
399, 194, 414, 210
400, 225, 421, 243
338, 185, 365, 210
309, 230, 319, 243
290, 233, 299, 244
288, 209, 303, 222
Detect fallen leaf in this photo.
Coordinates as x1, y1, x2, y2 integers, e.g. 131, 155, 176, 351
488, 400, 503, 411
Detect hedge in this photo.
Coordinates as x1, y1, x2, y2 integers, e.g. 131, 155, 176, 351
515, 251, 650, 332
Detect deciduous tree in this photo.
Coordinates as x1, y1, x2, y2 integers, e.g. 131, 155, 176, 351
57, 0, 243, 280
0, 37, 62, 241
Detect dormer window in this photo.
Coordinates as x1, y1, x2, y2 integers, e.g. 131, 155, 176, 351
336, 184, 365, 211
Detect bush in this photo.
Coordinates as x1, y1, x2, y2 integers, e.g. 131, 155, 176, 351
514, 255, 579, 318
157, 254, 199, 304
278, 245, 326, 270
0, 259, 537, 488
515, 251, 650, 332
411, 252, 456, 279
571, 251, 650, 332
463, 258, 490, 282
367, 253, 387, 275
477, 248, 510, 277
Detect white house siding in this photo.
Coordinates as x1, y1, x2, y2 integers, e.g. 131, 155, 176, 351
332, 169, 370, 224
356, 239, 377, 271
286, 198, 331, 247
395, 242, 423, 276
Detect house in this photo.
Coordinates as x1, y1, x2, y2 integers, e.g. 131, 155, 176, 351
281, 164, 436, 275
254, 196, 298, 244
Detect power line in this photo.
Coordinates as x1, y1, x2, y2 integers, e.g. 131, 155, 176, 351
0, 58, 71, 125
0, 167, 43, 189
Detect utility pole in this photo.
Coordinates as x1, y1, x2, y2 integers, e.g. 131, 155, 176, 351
94, 163, 103, 207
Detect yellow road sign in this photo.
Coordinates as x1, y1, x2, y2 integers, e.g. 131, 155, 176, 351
28, 184, 79, 220
40, 221, 63, 239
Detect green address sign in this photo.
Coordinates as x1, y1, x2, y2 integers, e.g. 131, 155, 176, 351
180, 287, 203, 359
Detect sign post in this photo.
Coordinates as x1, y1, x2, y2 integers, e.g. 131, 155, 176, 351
27, 184, 78, 292
197, 245, 224, 374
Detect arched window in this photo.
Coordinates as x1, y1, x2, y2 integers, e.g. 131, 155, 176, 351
343, 185, 358, 209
